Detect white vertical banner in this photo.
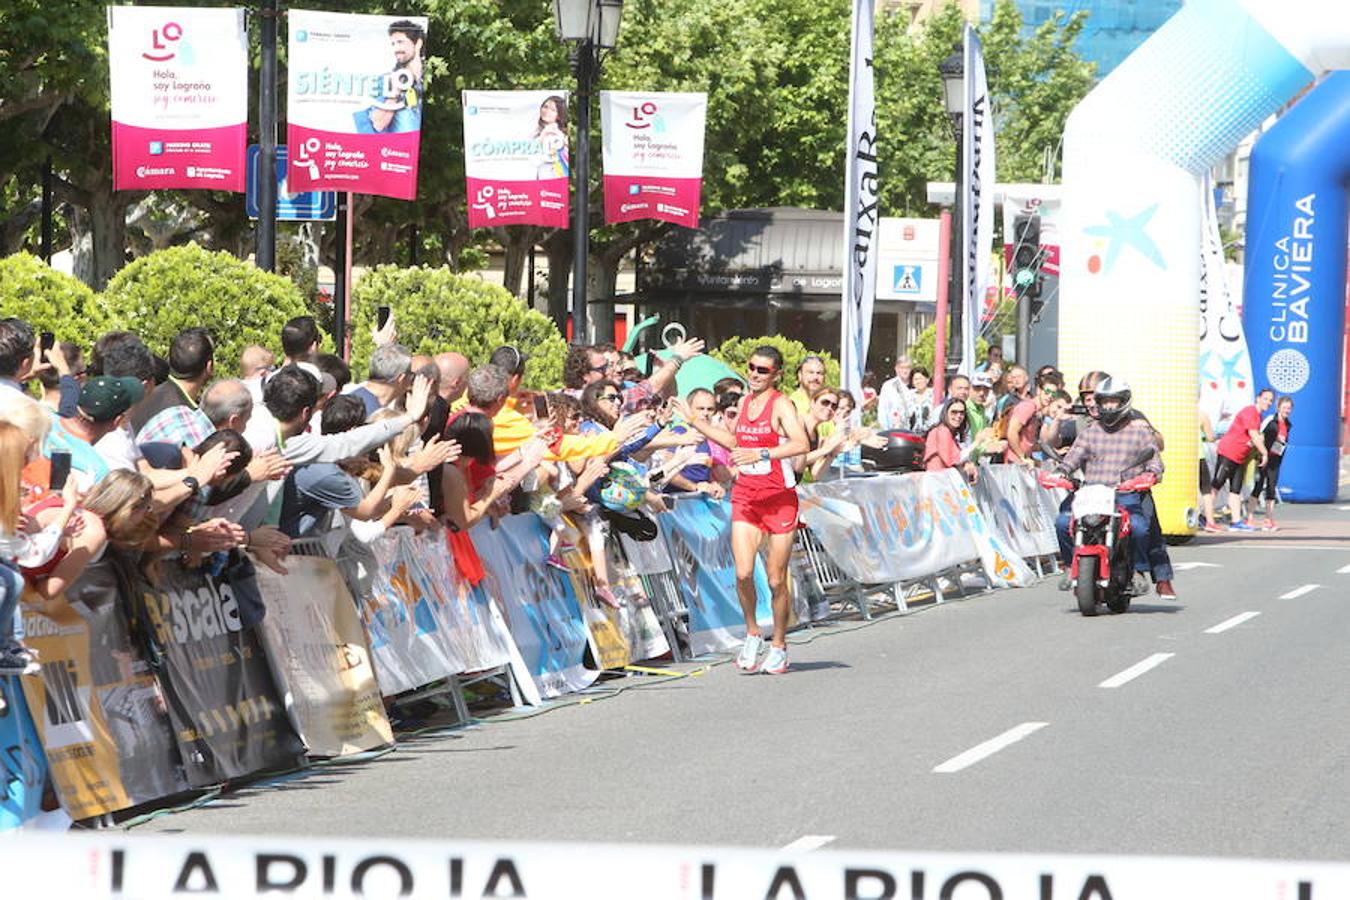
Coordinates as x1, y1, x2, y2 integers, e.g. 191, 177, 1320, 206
840, 0, 879, 404
961, 24, 995, 374
1198, 173, 1254, 425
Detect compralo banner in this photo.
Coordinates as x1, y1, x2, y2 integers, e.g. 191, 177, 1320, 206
108, 6, 248, 192
463, 90, 570, 228
600, 91, 706, 227
286, 10, 428, 200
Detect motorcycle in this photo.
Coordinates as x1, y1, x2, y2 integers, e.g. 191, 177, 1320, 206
1039, 470, 1158, 616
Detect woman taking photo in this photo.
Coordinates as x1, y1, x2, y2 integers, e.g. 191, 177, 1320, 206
674, 346, 808, 675
924, 398, 979, 482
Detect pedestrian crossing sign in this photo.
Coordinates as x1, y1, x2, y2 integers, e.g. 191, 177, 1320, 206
893, 265, 922, 294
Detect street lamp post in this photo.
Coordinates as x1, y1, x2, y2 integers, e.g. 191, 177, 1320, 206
939, 49, 965, 370
554, 0, 623, 345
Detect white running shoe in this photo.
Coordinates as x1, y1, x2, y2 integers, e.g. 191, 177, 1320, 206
760, 645, 789, 675
736, 634, 765, 672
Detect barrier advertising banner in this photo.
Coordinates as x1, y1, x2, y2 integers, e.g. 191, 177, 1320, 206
0, 679, 46, 830
286, 10, 428, 199
20, 558, 189, 820
359, 529, 515, 698
472, 516, 597, 699
660, 497, 771, 657
600, 91, 706, 227
137, 560, 304, 787
561, 539, 669, 670
254, 558, 392, 758
109, 6, 248, 192
975, 465, 1062, 559
463, 90, 570, 228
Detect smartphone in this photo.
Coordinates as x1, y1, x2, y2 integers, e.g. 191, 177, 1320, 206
643, 353, 655, 378
377, 305, 392, 330
40, 331, 55, 354
533, 393, 550, 420
49, 451, 72, 492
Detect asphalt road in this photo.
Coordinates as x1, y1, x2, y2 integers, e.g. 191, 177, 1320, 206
137, 487, 1350, 861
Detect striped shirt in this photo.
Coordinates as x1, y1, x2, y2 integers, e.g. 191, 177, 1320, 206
1058, 417, 1163, 486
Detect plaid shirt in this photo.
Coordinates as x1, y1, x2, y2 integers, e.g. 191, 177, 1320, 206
138, 405, 213, 448
1058, 416, 1163, 486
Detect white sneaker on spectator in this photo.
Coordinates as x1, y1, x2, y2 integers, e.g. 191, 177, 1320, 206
736, 634, 765, 672
760, 645, 789, 675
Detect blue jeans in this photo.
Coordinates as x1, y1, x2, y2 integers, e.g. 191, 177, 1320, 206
1056, 491, 1173, 581
0, 561, 22, 647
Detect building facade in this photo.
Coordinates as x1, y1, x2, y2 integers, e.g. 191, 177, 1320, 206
979, 0, 1181, 76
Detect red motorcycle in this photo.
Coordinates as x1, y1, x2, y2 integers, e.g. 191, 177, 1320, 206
1040, 471, 1158, 616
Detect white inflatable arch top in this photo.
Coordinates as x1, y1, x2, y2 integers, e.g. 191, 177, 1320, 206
1057, 0, 1350, 533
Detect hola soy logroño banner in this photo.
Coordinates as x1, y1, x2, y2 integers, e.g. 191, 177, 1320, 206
286, 10, 428, 200
600, 91, 707, 228
463, 90, 571, 229
108, 6, 249, 192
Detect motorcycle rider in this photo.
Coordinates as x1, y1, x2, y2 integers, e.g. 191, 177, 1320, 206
1053, 377, 1175, 600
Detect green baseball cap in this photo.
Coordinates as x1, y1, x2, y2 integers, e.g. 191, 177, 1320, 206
78, 376, 145, 423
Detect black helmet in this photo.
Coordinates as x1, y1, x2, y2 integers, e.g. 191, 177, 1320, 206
1094, 376, 1132, 430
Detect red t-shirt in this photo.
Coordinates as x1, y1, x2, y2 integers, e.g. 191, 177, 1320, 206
1003, 398, 1039, 463
1217, 405, 1261, 464
924, 426, 961, 471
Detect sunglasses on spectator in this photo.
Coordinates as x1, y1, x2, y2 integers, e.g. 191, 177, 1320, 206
589, 364, 609, 374
747, 363, 775, 375
598, 393, 622, 402
949, 408, 967, 417
816, 398, 838, 410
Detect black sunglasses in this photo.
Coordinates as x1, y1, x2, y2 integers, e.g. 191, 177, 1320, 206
598, 393, 622, 402
817, 398, 838, 410
747, 363, 774, 375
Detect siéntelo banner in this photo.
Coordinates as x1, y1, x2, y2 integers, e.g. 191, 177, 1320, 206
286, 10, 428, 200
600, 91, 706, 228
108, 6, 249, 192
463, 90, 571, 229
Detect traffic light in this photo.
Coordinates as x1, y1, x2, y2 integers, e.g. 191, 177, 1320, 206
1011, 213, 1043, 313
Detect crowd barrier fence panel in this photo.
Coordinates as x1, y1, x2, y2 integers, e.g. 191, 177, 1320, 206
19, 556, 191, 821
0, 675, 46, 829
657, 496, 773, 658
618, 524, 691, 662
136, 558, 306, 787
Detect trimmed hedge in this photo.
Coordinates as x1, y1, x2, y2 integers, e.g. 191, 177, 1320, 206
710, 335, 840, 395
0, 253, 107, 351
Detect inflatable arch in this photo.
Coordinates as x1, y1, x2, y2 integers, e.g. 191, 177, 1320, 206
1242, 72, 1350, 503
1057, 0, 1350, 533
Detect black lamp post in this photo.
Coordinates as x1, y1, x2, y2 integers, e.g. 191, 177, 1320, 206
554, 0, 623, 345
938, 48, 965, 369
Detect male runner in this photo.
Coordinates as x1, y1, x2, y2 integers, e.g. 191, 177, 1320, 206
675, 346, 809, 674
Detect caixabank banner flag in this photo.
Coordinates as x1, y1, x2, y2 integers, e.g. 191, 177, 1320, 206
287, 10, 429, 200
600, 91, 706, 228
108, 6, 248, 192
463, 90, 570, 229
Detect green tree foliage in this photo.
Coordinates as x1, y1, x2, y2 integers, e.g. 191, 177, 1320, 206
711, 336, 840, 395
102, 244, 310, 376
0, 252, 107, 348
906, 323, 989, 374
348, 265, 566, 390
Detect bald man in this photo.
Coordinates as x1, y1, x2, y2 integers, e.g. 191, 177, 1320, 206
435, 352, 469, 405
239, 345, 275, 406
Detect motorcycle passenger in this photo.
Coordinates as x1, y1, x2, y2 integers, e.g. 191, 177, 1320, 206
1053, 378, 1174, 599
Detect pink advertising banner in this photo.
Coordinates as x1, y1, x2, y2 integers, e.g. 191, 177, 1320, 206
463, 90, 570, 229
286, 10, 428, 200
600, 91, 707, 228
108, 6, 248, 192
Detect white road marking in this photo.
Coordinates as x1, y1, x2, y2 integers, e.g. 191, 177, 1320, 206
1172, 562, 1222, 572
1337, 505, 1350, 511
933, 722, 1048, 774
1099, 653, 1175, 689
780, 834, 836, 852
1205, 611, 1261, 634
1337, 564, 1350, 575
1279, 584, 1321, 600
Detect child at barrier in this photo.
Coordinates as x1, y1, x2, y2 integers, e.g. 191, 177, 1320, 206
0, 421, 82, 682
673, 345, 810, 675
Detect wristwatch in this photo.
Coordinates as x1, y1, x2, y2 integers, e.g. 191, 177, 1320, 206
181, 475, 201, 496
759, 449, 770, 462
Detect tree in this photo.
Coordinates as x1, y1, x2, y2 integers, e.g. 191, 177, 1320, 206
0, 252, 107, 349
102, 244, 310, 375
711, 336, 840, 395
348, 265, 567, 390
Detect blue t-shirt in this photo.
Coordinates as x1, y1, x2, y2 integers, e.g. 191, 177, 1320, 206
279, 463, 364, 538
668, 425, 711, 484
44, 418, 111, 490
347, 386, 382, 419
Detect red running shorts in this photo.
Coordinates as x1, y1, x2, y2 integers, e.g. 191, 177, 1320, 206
731, 489, 799, 535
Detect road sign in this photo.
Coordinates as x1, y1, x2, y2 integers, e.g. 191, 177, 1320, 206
246, 145, 336, 221
892, 264, 922, 295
